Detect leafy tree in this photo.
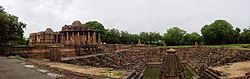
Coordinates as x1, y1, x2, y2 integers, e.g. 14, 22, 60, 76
201, 20, 235, 44
162, 27, 186, 45
139, 32, 150, 44
84, 21, 107, 42
235, 27, 241, 44
105, 28, 120, 44
130, 34, 140, 44
183, 32, 201, 45
120, 31, 130, 44
119, 31, 140, 44
0, 6, 26, 53
148, 32, 161, 44
240, 28, 250, 43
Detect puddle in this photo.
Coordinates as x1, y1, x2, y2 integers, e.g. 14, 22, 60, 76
24, 65, 34, 68
38, 69, 48, 73
47, 73, 63, 78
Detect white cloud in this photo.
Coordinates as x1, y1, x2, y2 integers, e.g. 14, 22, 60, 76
1, 0, 250, 37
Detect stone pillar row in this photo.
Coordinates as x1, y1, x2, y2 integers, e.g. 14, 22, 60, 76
63, 31, 99, 44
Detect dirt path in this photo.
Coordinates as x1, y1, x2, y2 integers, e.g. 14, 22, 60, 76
211, 61, 250, 78
0, 56, 53, 79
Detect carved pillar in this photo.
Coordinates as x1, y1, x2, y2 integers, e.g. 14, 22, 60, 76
77, 32, 80, 36
83, 32, 86, 43
69, 32, 71, 39
98, 33, 101, 44
57, 34, 59, 44
61, 33, 64, 43
87, 31, 91, 43
92, 32, 96, 44
51, 33, 53, 44
55, 34, 57, 44
66, 32, 69, 41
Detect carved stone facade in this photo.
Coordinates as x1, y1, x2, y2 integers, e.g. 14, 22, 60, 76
29, 20, 101, 46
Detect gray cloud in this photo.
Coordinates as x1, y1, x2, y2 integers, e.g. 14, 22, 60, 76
1, 0, 250, 37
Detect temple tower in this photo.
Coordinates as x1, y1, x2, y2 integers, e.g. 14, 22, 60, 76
159, 49, 185, 79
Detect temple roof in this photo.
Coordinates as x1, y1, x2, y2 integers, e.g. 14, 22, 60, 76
71, 20, 82, 26
60, 20, 96, 32
44, 28, 54, 33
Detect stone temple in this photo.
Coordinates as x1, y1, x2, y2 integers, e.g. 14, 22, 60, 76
29, 20, 101, 46
9, 21, 250, 79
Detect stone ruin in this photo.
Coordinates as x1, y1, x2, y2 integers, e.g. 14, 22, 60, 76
10, 39, 250, 79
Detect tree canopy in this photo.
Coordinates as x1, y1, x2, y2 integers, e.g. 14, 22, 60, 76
240, 28, 250, 43
201, 20, 236, 44
74, 18, 250, 45
105, 28, 121, 44
0, 6, 26, 52
183, 32, 201, 45
84, 21, 107, 42
162, 27, 186, 45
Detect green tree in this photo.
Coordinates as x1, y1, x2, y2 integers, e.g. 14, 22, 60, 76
148, 32, 161, 44
105, 28, 120, 44
201, 20, 235, 44
139, 32, 150, 44
120, 31, 130, 44
84, 21, 107, 42
162, 27, 186, 45
240, 28, 250, 43
130, 34, 139, 44
235, 27, 241, 44
0, 6, 26, 53
183, 32, 201, 45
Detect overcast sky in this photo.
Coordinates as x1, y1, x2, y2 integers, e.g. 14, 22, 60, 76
1, 0, 250, 37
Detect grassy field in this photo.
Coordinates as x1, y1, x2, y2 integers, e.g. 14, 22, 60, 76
164, 44, 250, 50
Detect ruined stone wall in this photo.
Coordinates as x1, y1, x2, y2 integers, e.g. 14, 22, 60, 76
176, 47, 250, 69
85, 45, 250, 71
60, 47, 75, 57
11, 47, 49, 59
11, 46, 76, 59
64, 45, 162, 71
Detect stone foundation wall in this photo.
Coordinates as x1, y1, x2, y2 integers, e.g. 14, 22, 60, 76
11, 46, 76, 59
11, 44, 100, 60
11, 47, 49, 59
78, 45, 250, 73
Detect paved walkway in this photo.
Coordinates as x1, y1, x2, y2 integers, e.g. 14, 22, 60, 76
0, 56, 53, 79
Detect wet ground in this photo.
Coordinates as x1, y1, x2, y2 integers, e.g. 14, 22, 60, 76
0, 56, 53, 79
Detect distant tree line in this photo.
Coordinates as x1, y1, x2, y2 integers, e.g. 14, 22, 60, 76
85, 20, 250, 45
